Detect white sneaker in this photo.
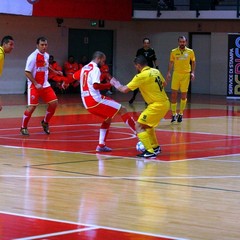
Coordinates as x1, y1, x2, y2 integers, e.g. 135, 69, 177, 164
96, 145, 112, 152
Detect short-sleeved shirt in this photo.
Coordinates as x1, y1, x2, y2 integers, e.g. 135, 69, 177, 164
79, 61, 105, 109
0, 46, 5, 76
170, 47, 195, 73
25, 49, 50, 88
136, 48, 157, 67
127, 66, 169, 104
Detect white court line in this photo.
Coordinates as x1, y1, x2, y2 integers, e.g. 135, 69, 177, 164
15, 227, 99, 240
1, 174, 240, 180
0, 211, 189, 240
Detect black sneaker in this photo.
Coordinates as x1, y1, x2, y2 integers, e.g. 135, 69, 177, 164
136, 150, 156, 158
129, 98, 135, 104
153, 146, 161, 155
20, 127, 29, 136
41, 120, 50, 134
177, 114, 183, 123
171, 114, 177, 123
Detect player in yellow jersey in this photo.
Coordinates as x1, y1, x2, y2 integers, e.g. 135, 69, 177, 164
0, 35, 14, 111
111, 55, 170, 158
166, 36, 196, 123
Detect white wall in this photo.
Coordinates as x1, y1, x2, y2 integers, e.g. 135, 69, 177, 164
0, 14, 239, 95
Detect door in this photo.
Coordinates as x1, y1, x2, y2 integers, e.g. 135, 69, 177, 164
68, 29, 113, 73
190, 33, 211, 94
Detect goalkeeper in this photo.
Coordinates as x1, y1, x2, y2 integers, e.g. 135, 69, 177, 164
111, 55, 170, 158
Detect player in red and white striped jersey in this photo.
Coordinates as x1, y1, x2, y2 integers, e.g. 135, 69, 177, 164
20, 37, 58, 136
73, 51, 136, 152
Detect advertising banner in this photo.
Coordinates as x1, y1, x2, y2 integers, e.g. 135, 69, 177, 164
227, 33, 240, 99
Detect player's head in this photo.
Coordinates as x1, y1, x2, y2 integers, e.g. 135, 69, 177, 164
143, 37, 150, 49
49, 55, 54, 63
134, 55, 148, 72
92, 51, 106, 67
178, 36, 187, 49
1, 35, 14, 54
36, 37, 48, 53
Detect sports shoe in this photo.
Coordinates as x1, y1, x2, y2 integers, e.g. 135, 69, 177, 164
136, 150, 156, 158
153, 146, 161, 155
20, 127, 29, 136
41, 120, 50, 134
171, 114, 178, 123
177, 114, 183, 123
96, 145, 112, 152
129, 97, 135, 105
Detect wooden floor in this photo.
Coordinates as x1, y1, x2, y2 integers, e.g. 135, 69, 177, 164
0, 92, 240, 240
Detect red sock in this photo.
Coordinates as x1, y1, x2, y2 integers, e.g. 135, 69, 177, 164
121, 113, 136, 133
44, 103, 57, 123
21, 110, 33, 128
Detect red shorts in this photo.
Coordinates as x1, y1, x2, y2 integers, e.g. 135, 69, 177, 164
87, 97, 121, 120
28, 86, 58, 105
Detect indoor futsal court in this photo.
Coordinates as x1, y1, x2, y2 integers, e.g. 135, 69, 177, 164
0, 92, 240, 240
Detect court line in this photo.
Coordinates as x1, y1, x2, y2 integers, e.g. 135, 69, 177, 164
1, 174, 240, 180
1, 143, 240, 163
15, 227, 99, 240
0, 211, 189, 240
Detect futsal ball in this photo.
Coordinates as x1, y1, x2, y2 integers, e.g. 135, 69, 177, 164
136, 141, 145, 152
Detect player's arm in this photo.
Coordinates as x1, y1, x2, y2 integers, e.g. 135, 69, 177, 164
0, 53, 4, 76
25, 71, 42, 89
117, 85, 131, 93
166, 60, 174, 82
190, 60, 196, 80
93, 82, 111, 90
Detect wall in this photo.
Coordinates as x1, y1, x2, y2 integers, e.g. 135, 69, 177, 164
0, 14, 239, 95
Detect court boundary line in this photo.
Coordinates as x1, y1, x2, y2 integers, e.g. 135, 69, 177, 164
0, 211, 189, 240
1, 143, 240, 163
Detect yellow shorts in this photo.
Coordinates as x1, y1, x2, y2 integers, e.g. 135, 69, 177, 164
171, 72, 191, 92
137, 100, 170, 128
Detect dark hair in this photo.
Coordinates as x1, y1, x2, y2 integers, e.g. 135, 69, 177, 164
178, 36, 187, 41
1, 35, 14, 46
36, 36, 47, 44
134, 55, 148, 66
143, 37, 150, 43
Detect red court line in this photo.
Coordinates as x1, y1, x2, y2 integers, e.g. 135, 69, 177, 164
0, 213, 182, 240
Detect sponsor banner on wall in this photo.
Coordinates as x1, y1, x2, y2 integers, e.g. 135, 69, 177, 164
227, 33, 240, 99
0, 0, 132, 21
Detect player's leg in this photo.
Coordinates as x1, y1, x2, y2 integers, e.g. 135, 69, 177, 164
137, 101, 170, 157
170, 72, 180, 123
20, 87, 39, 135
118, 105, 136, 133
96, 118, 112, 152
41, 87, 58, 134
20, 105, 37, 135
87, 100, 118, 152
178, 74, 190, 122
129, 88, 139, 104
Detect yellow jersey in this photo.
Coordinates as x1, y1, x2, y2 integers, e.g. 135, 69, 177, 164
0, 46, 5, 76
170, 47, 195, 73
127, 66, 169, 104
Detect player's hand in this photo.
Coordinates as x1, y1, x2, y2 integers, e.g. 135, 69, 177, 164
166, 72, 171, 82
62, 82, 69, 89
190, 73, 195, 80
110, 77, 122, 89
35, 83, 43, 89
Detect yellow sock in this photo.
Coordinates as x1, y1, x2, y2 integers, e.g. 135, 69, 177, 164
146, 128, 158, 148
137, 131, 154, 153
171, 103, 177, 115
180, 99, 187, 115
